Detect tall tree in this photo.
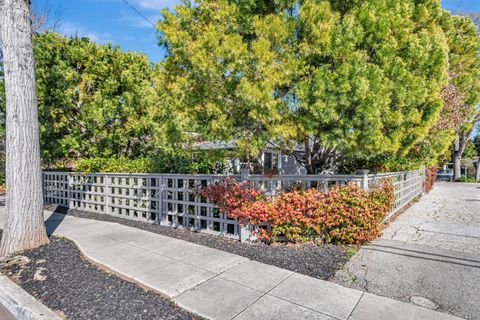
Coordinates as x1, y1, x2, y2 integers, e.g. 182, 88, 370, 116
440, 13, 480, 179
474, 129, 480, 181
33, 32, 157, 166
158, 0, 450, 173
0, 0, 49, 257
286, 0, 449, 173
157, 0, 289, 160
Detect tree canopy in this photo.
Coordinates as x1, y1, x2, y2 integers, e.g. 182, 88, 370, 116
1, 1, 479, 174
406, 11, 480, 167
33, 32, 158, 166
157, 0, 477, 173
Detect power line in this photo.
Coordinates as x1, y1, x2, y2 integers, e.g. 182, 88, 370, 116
120, 0, 156, 27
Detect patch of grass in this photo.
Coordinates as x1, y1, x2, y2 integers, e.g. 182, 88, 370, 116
346, 246, 358, 259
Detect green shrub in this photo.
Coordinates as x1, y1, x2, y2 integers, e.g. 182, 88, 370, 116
73, 150, 230, 174
454, 176, 477, 183
74, 157, 152, 173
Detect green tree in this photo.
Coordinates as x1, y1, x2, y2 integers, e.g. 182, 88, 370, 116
287, 0, 449, 172
463, 139, 478, 160
157, 0, 450, 173
156, 1, 292, 160
436, 13, 480, 179
474, 131, 480, 155
33, 32, 158, 166
410, 12, 480, 170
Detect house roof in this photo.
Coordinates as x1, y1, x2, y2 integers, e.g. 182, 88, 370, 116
190, 139, 306, 153
190, 140, 237, 150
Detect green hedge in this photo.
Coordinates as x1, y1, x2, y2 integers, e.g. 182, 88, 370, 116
73, 151, 230, 174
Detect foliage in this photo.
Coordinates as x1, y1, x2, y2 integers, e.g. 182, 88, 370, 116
454, 176, 477, 183
474, 133, 480, 156
338, 155, 422, 174
463, 140, 479, 160
33, 32, 158, 165
156, 1, 284, 159
201, 179, 394, 244
411, 12, 480, 167
157, 0, 452, 173
425, 166, 438, 193
199, 177, 268, 223
74, 157, 152, 173
73, 150, 229, 174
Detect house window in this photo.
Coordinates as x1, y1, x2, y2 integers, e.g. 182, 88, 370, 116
264, 152, 273, 169
272, 153, 278, 169
264, 152, 279, 170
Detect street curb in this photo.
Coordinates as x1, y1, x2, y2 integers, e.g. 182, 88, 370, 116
0, 273, 62, 320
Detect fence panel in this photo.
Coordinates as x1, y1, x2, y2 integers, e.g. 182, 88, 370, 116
159, 174, 240, 239
369, 168, 425, 221
43, 172, 70, 207
246, 174, 364, 195
43, 168, 425, 240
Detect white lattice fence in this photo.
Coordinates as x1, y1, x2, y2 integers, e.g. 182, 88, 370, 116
247, 174, 364, 195
43, 168, 426, 240
160, 174, 240, 237
369, 168, 426, 221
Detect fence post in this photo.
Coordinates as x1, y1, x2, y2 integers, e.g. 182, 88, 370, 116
67, 173, 71, 208
240, 168, 250, 182
157, 174, 163, 225
104, 174, 110, 215
239, 168, 252, 243
356, 169, 370, 191
421, 165, 426, 193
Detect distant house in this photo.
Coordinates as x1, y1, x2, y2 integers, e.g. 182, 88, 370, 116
191, 140, 306, 175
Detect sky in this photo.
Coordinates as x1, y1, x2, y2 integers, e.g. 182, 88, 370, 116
33, 0, 480, 63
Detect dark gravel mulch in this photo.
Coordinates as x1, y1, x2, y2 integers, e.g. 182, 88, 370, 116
46, 205, 350, 280
0, 230, 202, 320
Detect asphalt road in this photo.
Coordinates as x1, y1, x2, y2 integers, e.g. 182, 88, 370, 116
333, 182, 480, 320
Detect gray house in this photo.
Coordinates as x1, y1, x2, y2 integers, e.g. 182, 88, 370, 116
191, 140, 306, 175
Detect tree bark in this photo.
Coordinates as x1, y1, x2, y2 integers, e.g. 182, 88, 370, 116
476, 156, 480, 182
0, 0, 49, 258
304, 141, 314, 174
453, 132, 469, 180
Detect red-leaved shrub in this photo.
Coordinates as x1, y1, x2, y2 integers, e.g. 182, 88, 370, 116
424, 166, 437, 192
268, 181, 393, 244
198, 177, 268, 224
201, 178, 394, 244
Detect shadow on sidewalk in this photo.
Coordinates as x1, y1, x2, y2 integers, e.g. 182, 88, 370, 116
44, 206, 67, 236
365, 244, 480, 269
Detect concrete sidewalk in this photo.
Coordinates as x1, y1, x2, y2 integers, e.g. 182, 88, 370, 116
334, 182, 480, 320
35, 210, 460, 320
0, 206, 462, 320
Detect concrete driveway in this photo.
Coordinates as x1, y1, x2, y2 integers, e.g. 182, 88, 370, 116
333, 182, 480, 320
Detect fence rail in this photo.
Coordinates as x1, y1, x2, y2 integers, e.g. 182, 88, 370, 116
43, 168, 425, 241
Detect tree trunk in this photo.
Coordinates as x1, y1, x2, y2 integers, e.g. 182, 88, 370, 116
476, 157, 480, 182
0, 0, 49, 258
304, 141, 314, 174
453, 154, 462, 180
453, 132, 469, 180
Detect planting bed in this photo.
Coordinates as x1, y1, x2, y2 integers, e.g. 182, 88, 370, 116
45, 205, 350, 280
0, 230, 202, 320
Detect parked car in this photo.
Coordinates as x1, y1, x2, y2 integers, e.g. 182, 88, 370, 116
437, 169, 453, 181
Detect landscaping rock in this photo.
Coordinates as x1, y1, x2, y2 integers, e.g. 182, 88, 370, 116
46, 205, 349, 280
0, 230, 202, 320
33, 267, 47, 282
